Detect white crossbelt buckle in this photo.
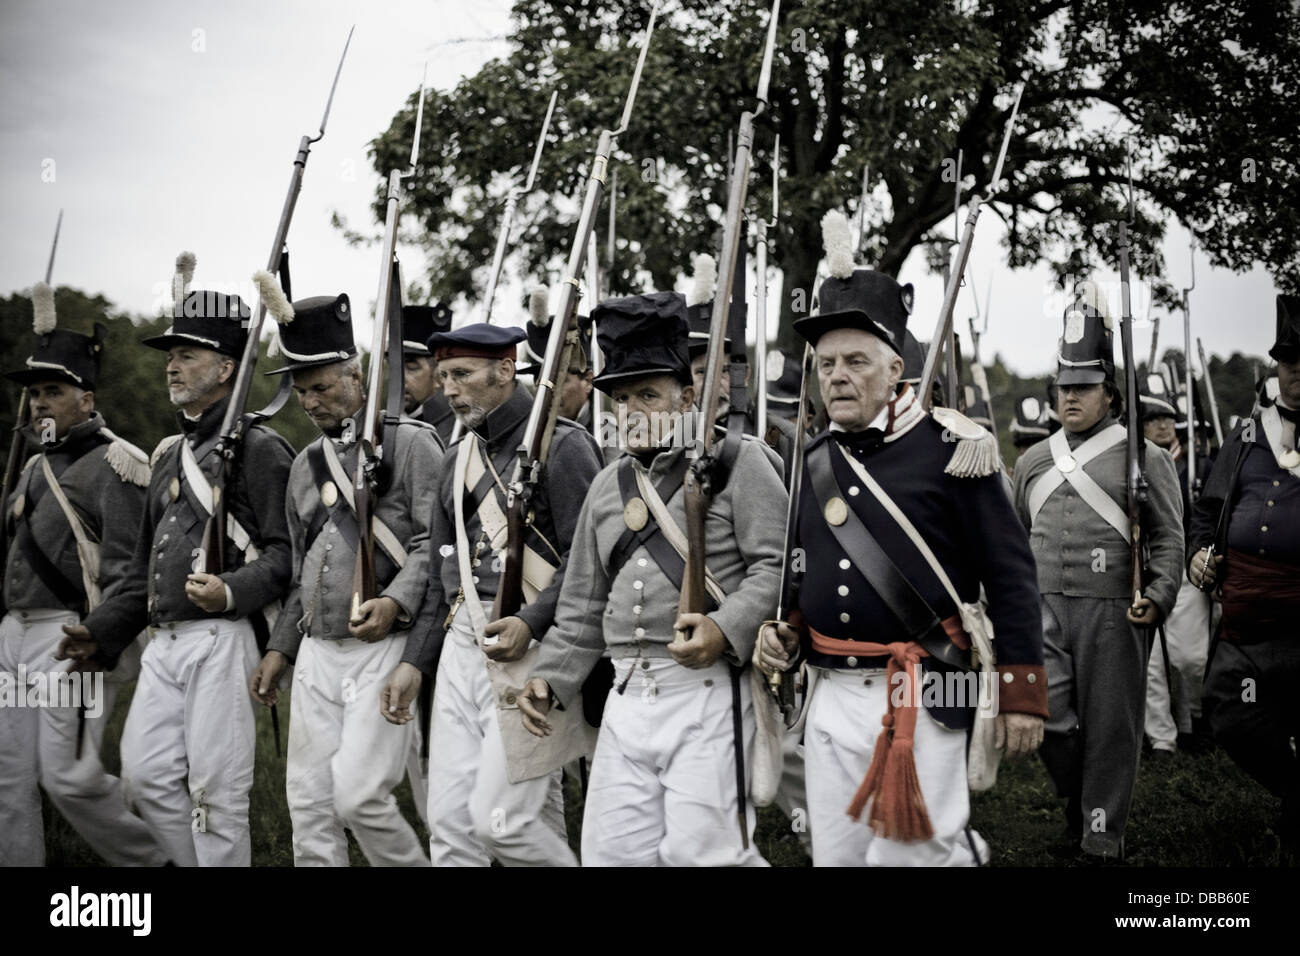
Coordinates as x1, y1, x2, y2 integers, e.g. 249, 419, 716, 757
1055, 453, 1077, 474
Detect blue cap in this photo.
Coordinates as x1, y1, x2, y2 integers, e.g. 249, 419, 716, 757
428, 323, 527, 360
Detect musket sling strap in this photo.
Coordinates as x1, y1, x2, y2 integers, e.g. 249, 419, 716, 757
317, 438, 408, 569
1261, 405, 1300, 479
632, 466, 727, 609
1027, 424, 1129, 541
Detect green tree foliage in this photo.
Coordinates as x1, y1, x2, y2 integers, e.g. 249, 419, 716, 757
1, 288, 319, 457
360, 0, 1299, 345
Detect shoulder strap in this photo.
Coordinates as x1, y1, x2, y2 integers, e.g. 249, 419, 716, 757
317, 438, 407, 570
805, 443, 966, 669
834, 443, 961, 607
39, 457, 102, 608
608, 454, 690, 579
635, 466, 727, 607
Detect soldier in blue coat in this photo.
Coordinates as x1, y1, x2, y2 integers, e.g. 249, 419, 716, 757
1189, 295, 1300, 862
59, 259, 294, 867
758, 214, 1047, 866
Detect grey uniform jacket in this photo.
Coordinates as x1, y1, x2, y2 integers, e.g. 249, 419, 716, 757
1012, 415, 1184, 619
400, 385, 604, 676
81, 395, 295, 668
3, 414, 149, 613
268, 415, 445, 659
531, 431, 787, 709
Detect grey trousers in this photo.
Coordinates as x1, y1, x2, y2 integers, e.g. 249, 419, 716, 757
1038, 593, 1148, 858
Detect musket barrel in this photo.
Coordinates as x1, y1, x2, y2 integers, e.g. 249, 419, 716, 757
1198, 338, 1224, 445
755, 219, 769, 431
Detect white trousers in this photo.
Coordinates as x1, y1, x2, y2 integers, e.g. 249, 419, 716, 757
0, 609, 164, 867
120, 618, 259, 867
805, 667, 987, 867
426, 608, 574, 867
286, 635, 429, 866
1144, 576, 1212, 748
581, 657, 768, 867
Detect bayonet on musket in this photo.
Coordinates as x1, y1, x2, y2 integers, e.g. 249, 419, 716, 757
201, 27, 353, 580
919, 84, 1024, 410
480, 90, 558, 324
754, 134, 780, 436
680, 0, 782, 851
2, 210, 64, 589
351, 63, 426, 623
1197, 337, 1223, 447
1181, 240, 1198, 501
493, 1, 662, 623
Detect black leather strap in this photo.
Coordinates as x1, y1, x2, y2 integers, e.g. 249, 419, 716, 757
610, 457, 714, 612
806, 443, 967, 670
303, 440, 396, 585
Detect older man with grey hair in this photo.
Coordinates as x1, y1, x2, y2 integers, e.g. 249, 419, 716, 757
249, 293, 443, 867
60, 263, 294, 867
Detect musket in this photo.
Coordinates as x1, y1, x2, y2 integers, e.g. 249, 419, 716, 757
753, 135, 780, 437
201, 28, 353, 578
1147, 315, 1160, 372
350, 65, 426, 623
942, 150, 964, 410
1116, 146, 1149, 609
1197, 337, 1224, 446
586, 231, 604, 440
919, 85, 1024, 410
855, 164, 870, 254
768, 343, 814, 721
479, 90, 558, 323
1181, 240, 1197, 502
493, 1, 662, 622
681, 0, 782, 852
2, 210, 63, 594
683, 0, 781, 619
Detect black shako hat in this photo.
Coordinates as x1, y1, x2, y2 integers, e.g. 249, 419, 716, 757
796, 268, 913, 356
401, 303, 453, 357
1054, 282, 1115, 386
142, 251, 250, 359
6, 283, 108, 389
1010, 395, 1053, 448
591, 292, 692, 394
142, 290, 251, 358
1139, 373, 1178, 422
1270, 295, 1300, 362
266, 294, 356, 374
765, 349, 804, 408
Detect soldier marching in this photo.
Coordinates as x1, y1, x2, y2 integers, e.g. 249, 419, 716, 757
5, 13, 1297, 874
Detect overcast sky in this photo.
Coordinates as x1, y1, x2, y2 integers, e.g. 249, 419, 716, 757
1, 0, 1281, 380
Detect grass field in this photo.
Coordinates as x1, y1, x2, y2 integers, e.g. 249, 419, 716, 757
41, 681, 1287, 867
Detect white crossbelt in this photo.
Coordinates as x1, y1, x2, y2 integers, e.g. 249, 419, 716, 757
319, 438, 408, 569
452, 434, 558, 635
1027, 424, 1130, 541
180, 439, 257, 558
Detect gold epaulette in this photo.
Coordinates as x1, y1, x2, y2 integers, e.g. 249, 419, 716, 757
932, 406, 1002, 478
102, 428, 151, 487
150, 433, 183, 469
